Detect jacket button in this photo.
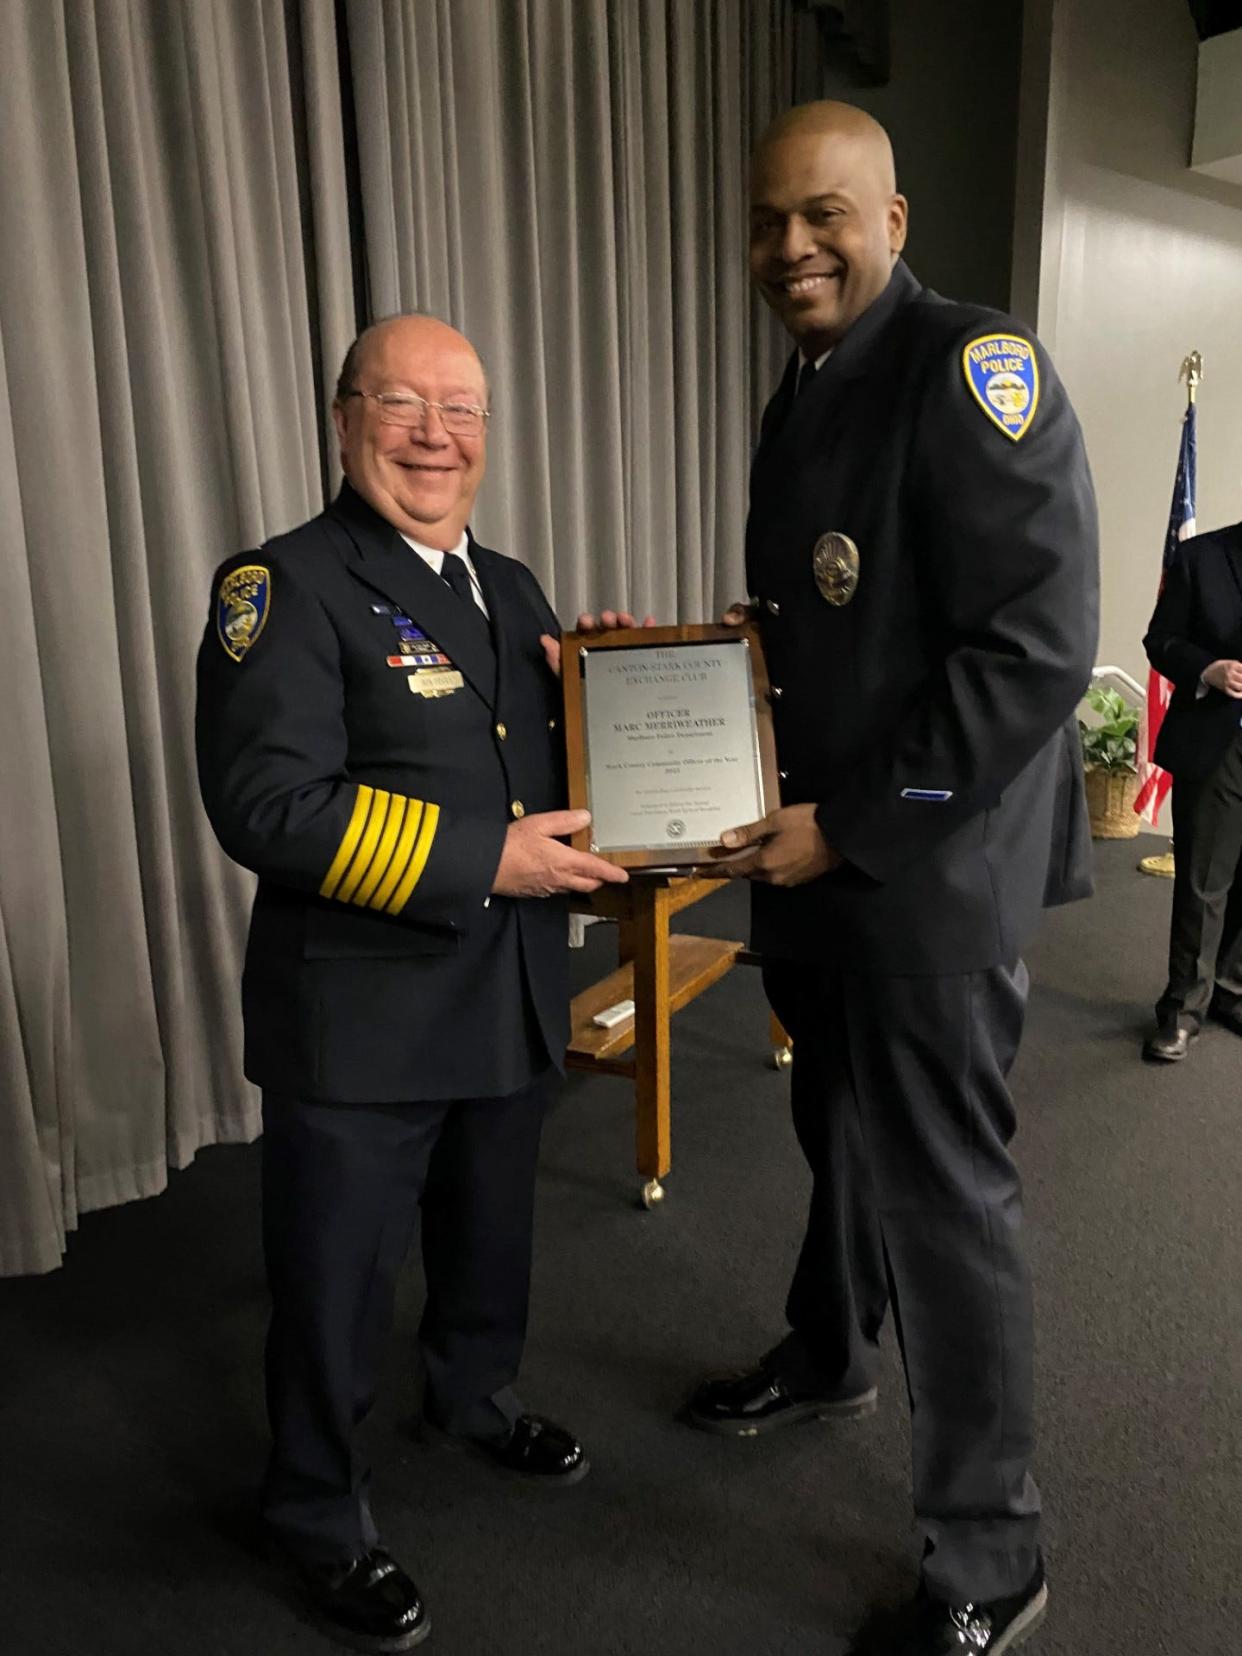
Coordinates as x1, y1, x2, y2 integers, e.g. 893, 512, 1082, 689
766, 598, 780, 615
769, 686, 783, 700
547, 716, 558, 730
496, 721, 508, 740
511, 800, 526, 819
778, 769, 789, 782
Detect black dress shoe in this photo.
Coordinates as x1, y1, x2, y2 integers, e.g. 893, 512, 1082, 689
1142, 1016, 1198, 1061
851, 1559, 1047, 1655
300, 1547, 429, 1653
684, 1357, 877, 1436
1209, 996, 1242, 1037
424, 1412, 590, 1484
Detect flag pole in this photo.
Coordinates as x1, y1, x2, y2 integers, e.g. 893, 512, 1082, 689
1138, 351, 1203, 879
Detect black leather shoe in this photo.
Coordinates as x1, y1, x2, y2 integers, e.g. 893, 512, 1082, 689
1142, 1016, 1198, 1061
423, 1412, 590, 1484
684, 1357, 877, 1436
851, 1559, 1047, 1655
300, 1548, 429, 1653
1209, 996, 1242, 1037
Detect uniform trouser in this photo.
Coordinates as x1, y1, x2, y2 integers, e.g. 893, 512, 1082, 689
259, 1072, 552, 1566
762, 961, 1039, 1606
1157, 735, 1242, 1024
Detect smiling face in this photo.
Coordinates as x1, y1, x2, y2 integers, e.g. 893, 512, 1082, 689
749, 106, 907, 357
332, 316, 488, 549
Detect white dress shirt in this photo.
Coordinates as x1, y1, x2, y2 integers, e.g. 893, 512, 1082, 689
399, 530, 490, 619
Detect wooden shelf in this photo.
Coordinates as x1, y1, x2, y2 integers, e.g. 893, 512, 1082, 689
566, 933, 742, 1065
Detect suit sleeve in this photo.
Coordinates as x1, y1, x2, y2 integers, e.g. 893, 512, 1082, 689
815, 329, 1100, 882
196, 554, 505, 929
1143, 545, 1212, 687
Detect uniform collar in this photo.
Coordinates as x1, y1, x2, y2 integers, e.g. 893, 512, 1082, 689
759, 260, 923, 452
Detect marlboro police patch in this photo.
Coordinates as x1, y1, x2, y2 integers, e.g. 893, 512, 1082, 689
217, 564, 271, 662
962, 334, 1040, 442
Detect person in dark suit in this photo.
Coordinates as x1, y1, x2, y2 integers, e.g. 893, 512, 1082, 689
1141, 521, 1242, 1060
197, 313, 635, 1653
686, 103, 1099, 1655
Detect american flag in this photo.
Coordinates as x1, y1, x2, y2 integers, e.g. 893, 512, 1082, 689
1133, 404, 1197, 823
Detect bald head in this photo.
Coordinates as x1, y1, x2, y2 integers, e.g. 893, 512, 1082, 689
336, 314, 488, 405
755, 101, 897, 196
749, 101, 907, 353
332, 312, 490, 548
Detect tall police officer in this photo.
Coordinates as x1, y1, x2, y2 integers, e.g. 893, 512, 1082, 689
1141, 518, 1242, 1061
197, 314, 635, 1653
687, 104, 1099, 1655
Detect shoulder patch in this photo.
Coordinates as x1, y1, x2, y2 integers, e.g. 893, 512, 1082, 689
962, 334, 1040, 442
216, 564, 271, 661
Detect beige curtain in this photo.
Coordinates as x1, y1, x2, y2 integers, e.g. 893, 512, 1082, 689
0, 0, 354, 1274
343, 0, 807, 621
0, 0, 817, 1274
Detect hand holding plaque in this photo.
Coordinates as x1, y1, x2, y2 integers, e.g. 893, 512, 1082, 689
559, 623, 781, 870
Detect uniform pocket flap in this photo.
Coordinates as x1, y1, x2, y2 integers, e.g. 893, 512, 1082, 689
302, 903, 458, 959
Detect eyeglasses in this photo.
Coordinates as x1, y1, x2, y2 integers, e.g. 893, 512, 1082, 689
342, 389, 490, 436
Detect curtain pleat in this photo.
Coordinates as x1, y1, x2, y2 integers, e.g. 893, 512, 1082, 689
0, 0, 811, 1274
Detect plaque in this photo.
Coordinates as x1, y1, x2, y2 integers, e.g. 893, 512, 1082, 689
560, 623, 781, 869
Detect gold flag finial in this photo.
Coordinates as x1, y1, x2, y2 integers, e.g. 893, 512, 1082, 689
1179, 351, 1204, 405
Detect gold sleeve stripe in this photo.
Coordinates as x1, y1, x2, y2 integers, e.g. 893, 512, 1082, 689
336, 788, 393, 903
320, 786, 375, 899
385, 801, 440, 915
369, 800, 424, 912
353, 794, 407, 908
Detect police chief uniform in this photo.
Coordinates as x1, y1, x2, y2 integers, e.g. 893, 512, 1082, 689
196, 479, 574, 1571
1142, 519, 1242, 1054
691, 260, 1099, 1608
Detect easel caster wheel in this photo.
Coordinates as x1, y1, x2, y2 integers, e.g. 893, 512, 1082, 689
772, 1046, 793, 1070
640, 1179, 665, 1209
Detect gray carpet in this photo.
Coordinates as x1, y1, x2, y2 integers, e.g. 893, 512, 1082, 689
1, 839, 1238, 1655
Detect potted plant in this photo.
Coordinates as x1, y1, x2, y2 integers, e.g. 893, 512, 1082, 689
1078, 684, 1141, 839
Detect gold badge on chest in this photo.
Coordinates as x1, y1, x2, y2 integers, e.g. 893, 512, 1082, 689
812, 532, 860, 607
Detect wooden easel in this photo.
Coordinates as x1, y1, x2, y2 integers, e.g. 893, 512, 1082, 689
566, 876, 792, 1207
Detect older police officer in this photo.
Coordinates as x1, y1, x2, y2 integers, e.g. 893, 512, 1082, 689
688, 104, 1098, 1656
197, 314, 634, 1652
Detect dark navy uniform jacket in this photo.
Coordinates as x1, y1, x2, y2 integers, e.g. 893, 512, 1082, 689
1144, 522, 1242, 781
747, 260, 1099, 975
196, 483, 568, 1102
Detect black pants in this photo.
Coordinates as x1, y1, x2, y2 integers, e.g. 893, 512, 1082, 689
259, 1073, 551, 1565
763, 961, 1038, 1606
1158, 736, 1242, 1023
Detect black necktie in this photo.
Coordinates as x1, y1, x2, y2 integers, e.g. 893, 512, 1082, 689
796, 358, 818, 398
440, 551, 476, 607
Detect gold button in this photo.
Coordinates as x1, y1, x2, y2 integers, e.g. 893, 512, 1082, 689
547, 716, 557, 730
511, 800, 526, 819
496, 721, 508, 740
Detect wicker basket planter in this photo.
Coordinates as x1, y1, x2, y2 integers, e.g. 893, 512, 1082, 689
1084, 766, 1140, 839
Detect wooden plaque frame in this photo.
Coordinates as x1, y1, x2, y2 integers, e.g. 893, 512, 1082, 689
560, 622, 781, 870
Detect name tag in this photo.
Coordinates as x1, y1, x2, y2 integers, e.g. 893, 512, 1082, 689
900, 788, 954, 802
410, 669, 464, 699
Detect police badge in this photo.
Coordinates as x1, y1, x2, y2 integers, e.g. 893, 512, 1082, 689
812, 532, 860, 606
216, 564, 271, 661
